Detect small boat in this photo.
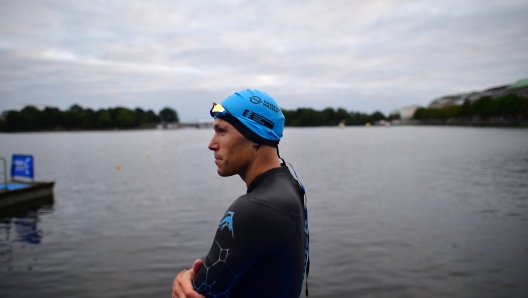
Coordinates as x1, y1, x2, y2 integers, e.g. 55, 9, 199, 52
0, 155, 55, 209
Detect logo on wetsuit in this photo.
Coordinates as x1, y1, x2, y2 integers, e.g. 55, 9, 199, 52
218, 211, 235, 238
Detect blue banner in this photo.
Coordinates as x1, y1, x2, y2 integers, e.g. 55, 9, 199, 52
11, 154, 34, 180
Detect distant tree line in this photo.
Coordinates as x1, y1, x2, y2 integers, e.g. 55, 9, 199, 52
282, 108, 392, 126
413, 94, 528, 122
0, 104, 178, 132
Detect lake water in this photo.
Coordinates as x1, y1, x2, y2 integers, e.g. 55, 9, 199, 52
0, 126, 527, 298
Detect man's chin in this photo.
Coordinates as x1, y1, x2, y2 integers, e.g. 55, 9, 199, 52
217, 168, 235, 177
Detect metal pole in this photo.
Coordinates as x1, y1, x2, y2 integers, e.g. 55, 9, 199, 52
0, 157, 6, 192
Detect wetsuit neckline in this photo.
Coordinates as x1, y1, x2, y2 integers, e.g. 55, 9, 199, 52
246, 165, 288, 194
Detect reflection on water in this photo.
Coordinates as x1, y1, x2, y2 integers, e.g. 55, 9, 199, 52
0, 196, 54, 270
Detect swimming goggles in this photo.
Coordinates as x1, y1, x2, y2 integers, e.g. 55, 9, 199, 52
210, 102, 231, 118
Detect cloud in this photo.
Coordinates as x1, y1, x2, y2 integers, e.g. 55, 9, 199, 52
0, 0, 527, 120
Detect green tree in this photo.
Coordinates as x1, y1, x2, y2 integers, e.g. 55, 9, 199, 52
459, 99, 472, 118
296, 108, 319, 126
389, 113, 400, 120
321, 108, 337, 126
115, 108, 138, 128
159, 107, 178, 123
81, 109, 97, 129
347, 111, 369, 125
96, 110, 113, 128
20, 106, 43, 131
438, 105, 460, 119
69, 104, 84, 114
336, 108, 349, 124
368, 111, 386, 123
413, 108, 427, 120
68, 104, 85, 128
472, 97, 494, 118
43, 107, 63, 130
520, 99, 528, 118
282, 109, 297, 126
1, 104, 182, 131
146, 110, 160, 123
5, 111, 21, 131
134, 108, 148, 125
0, 118, 6, 132
496, 94, 526, 118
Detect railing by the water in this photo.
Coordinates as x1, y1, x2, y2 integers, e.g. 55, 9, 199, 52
0, 157, 7, 192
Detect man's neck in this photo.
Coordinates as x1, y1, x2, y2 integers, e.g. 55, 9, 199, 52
240, 147, 281, 188
242, 162, 280, 189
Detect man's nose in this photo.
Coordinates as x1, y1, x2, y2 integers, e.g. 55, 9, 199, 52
208, 137, 218, 151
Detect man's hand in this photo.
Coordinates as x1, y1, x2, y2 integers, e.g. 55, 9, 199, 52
172, 259, 204, 298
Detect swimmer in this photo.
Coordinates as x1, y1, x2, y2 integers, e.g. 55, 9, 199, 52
172, 89, 309, 298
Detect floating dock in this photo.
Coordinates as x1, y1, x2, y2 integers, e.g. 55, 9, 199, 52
1, 155, 55, 210
0, 181, 55, 209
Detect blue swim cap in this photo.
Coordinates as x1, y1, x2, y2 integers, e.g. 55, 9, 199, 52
215, 89, 285, 146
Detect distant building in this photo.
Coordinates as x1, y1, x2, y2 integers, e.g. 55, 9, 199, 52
460, 91, 482, 103
480, 85, 510, 99
157, 123, 178, 129
459, 79, 528, 101
428, 94, 465, 109
197, 119, 214, 128
423, 78, 528, 110
505, 78, 528, 98
400, 106, 421, 120
462, 79, 528, 100
389, 109, 401, 120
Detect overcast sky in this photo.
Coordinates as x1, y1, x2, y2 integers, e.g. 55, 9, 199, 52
1, 0, 527, 121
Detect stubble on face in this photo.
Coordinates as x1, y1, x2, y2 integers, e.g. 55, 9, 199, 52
209, 119, 255, 178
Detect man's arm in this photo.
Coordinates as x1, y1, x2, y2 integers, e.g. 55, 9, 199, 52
172, 259, 205, 298
192, 198, 289, 297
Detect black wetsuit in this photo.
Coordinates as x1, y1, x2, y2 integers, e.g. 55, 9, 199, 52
193, 166, 308, 298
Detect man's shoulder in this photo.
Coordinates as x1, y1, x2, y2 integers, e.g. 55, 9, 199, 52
251, 166, 301, 192
237, 168, 304, 215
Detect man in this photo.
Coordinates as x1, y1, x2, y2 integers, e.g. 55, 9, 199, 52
172, 89, 309, 298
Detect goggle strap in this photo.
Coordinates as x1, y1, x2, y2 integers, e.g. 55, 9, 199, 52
277, 146, 286, 166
